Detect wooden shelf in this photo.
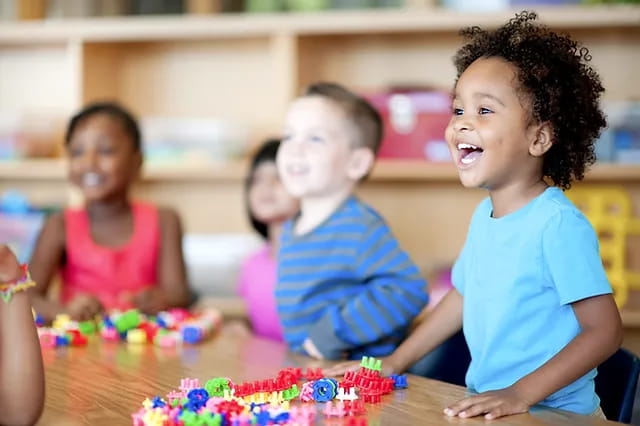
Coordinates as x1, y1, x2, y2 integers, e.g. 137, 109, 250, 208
1, 158, 638, 182
0, 5, 638, 43
0, 159, 248, 181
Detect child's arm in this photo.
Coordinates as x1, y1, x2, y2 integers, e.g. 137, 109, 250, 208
29, 213, 103, 322
325, 288, 463, 376
133, 208, 190, 314
305, 222, 430, 360
0, 246, 45, 425
444, 294, 621, 420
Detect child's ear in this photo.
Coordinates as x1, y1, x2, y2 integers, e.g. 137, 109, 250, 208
346, 147, 375, 181
529, 122, 553, 157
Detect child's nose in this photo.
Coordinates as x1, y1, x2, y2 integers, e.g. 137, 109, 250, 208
453, 116, 474, 132
286, 139, 306, 156
83, 150, 99, 168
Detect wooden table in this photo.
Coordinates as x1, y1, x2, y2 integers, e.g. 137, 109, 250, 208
39, 329, 619, 425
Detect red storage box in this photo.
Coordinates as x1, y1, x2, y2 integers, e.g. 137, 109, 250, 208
365, 90, 452, 162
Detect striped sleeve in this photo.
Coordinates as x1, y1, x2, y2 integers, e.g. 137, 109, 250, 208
307, 221, 429, 359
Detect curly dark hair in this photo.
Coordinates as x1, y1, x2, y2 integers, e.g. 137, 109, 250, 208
453, 11, 606, 190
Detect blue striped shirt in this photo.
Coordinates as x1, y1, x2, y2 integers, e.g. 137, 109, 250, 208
276, 196, 429, 360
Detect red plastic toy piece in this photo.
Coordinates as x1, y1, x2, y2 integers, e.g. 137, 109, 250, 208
360, 391, 381, 404
277, 367, 302, 384
304, 368, 324, 381
67, 330, 88, 346
344, 400, 366, 416
139, 322, 159, 342
344, 371, 357, 383
212, 400, 243, 415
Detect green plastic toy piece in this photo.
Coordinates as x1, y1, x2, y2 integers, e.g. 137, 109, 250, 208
78, 321, 96, 335
283, 384, 299, 400
204, 378, 230, 397
360, 356, 382, 371
200, 413, 222, 426
114, 309, 140, 333
373, 359, 382, 371
179, 411, 198, 425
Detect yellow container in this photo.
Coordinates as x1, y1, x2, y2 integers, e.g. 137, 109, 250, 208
567, 186, 640, 307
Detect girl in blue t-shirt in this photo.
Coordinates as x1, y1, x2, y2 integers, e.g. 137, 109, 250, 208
326, 12, 622, 420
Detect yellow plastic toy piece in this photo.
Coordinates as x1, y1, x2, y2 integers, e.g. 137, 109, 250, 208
567, 186, 640, 307
142, 407, 168, 426
52, 314, 72, 331
126, 329, 147, 344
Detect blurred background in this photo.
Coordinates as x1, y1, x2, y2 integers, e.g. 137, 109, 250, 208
0, 0, 638, 323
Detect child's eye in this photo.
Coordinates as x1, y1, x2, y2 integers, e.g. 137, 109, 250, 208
99, 147, 115, 154
68, 147, 83, 157
452, 108, 463, 116
479, 107, 493, 115
309, 135, 324, 143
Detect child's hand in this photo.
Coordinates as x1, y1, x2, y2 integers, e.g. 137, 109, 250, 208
303, 338, 324, 360
0, 245, 23, 282
133, 287, 167, 315
67, 294, 103, 321
324, 355, 397, 377
444, 386, 531, 420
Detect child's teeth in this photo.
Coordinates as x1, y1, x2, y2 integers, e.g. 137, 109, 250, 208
461, 156, 475, 164
457, 143, 478, 150
83, 173, 101, 186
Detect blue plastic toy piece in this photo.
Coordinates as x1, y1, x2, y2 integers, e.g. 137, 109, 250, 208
151, 396, 166, 408
55, 335, 69, 346
187, 388, 209, 410
182, 326, 202, 344
390, 374, 408, 389
312, 378, 337, 402
34, 314, 45, 327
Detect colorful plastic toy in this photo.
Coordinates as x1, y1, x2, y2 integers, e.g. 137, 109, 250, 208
36, 308, 221, 348
133, 356, 400, 425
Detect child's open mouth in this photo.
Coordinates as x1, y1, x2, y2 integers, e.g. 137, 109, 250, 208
286, 164, 309, 176
457, 143, 484, 165
82, 172, 105, 187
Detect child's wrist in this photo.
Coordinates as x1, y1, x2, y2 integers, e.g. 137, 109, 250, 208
385, 354, 402, 375
509, 381, 537, 407
0, 264, 36, 303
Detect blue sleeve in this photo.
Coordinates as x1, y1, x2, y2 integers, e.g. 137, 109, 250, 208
307, 222, 429, 359
542, 209, 612, 305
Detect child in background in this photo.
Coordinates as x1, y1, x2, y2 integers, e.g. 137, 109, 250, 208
276, 82, 429, 361
30, 102, 191, 322
237, 139, 299, 341
0, 245, 44, 425
327, 12, 621, 420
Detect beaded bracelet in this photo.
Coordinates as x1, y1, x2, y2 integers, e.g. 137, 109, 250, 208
0, 264, 36, 303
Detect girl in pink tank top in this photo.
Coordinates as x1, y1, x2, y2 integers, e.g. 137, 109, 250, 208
29, 103, 190, 322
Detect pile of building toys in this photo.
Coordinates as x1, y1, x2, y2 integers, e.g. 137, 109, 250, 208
35, 308, 221, 348
132, 356, 408, 425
